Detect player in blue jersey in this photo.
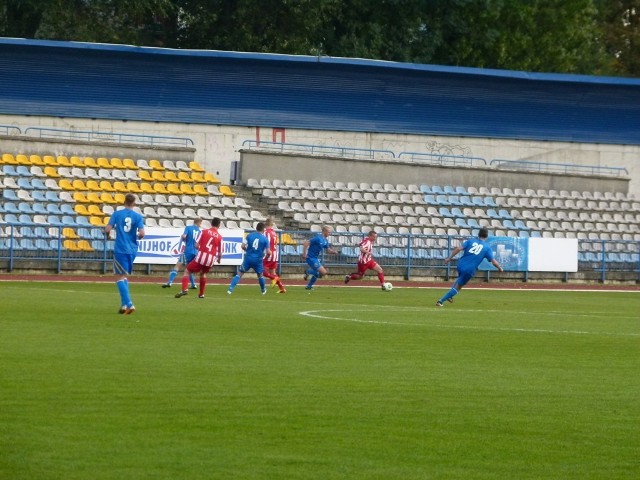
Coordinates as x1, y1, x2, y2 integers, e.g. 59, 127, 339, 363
436, 227, 503, 307
162, 217, 202, 289
227, 222, 271, 295
302, 225, 338, 290
105, 193, 145, 314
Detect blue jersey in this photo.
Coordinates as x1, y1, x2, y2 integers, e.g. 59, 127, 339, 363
244, 231, 269, 260
182, 224, 201, 257
457, 238, 495, 273
307, 234, 330, 260
108, 208, 144, 255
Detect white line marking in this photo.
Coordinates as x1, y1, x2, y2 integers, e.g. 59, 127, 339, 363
299, 309, 640, 337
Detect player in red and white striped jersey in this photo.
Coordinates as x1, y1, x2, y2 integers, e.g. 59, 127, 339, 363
262, 218, 286, 293
344, 230, 386, 289
175, 218, 223, 299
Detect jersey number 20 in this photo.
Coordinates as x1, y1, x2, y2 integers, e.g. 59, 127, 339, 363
469, 243, 484, 255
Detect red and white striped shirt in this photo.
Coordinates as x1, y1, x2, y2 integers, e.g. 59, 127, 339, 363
358, 237, 374, 264
194, 228, 223, 267
264, 227, 279, 262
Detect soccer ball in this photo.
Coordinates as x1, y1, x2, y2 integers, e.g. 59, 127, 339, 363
382, 282, 393, 291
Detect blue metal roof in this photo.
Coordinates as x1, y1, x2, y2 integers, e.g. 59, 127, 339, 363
1, 38, 639, 144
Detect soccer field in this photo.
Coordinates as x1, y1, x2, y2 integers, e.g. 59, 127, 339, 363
1, 281, 639, 480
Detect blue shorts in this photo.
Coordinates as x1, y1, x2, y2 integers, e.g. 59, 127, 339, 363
240, 256, 264, 275
306, 257, 322, 273
456, 268, 475, 287
179, 252, 196, 265
114, 253, 136, 275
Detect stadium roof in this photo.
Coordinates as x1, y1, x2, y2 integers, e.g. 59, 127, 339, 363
1, 37, 639, 144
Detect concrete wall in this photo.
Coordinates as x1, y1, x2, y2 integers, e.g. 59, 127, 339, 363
1, 113, 638, 195
238, 151, 629, 194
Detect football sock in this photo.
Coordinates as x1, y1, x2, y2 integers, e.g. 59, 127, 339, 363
350, 273, 361, 280
258, 276, 266, 291
306, 267, 315, 277
181, 275, 189, 292
189, 273, 196, 288
276, 279, 284, 289
440, 287, 458, 303
229, 274, 241, 292
377, 272, 385, 284
168, 269, 178, 285
263, 271, 276, 280
307, 275, 318, 288
116, 279, 131, 307
199, 277, 206, 297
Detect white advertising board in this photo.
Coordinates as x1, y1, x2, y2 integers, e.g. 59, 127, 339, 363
527, 237, 578, 272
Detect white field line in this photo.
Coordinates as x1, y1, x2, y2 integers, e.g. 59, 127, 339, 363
298, 309, 640, 337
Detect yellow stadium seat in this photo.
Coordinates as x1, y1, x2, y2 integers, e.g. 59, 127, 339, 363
110, 158, 125, 169
180, 184, 196, 195
87, 192, 102, 203
2, 153, 17, 164
189, 161, 205, 172
153, 183, 169, 194
123, 158, 138, 170
193, 184, 208, 195
77, 240, 95, 252
16, 154, 30, 165
151, 171, 167, 182
113, 181, 128, 192
30, 155, 46, 166
138, 170, 153, 182
59, 179, 74, 190
149, 159, 165, 170
97, 157, 112, 169
43, 166, 60, 178
72, 179, 88, 191
191, 172, 207, 183
219, 185, 236, 197
204, 172, 221, 183
85, 180, 101, 191
100, 192, 117, 204
165, 171, 180, 182
56, 156, 72, 167
99, 180, 116, 192
177, 171, 192, 182
127, 182, 142, 193
74, 204, 91, 216
68, 156, 82, 167
88, 205, 104, 216
89, 216, 104, 227
282, 233, 297, 245
167, 183, 182, 194
43, 155, 58, 166
114, 193, 125, 203
83, 157, 98, 168
139, 182, 154, 193
62, 227, 79, 239
73, 192, 90, 203
63, 240, 82, 251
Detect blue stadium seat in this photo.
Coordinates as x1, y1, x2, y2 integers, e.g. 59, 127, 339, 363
483, 197, 498, 207
3, 202, 20, 213
459, 196, 474, 206
31, 178, 47, 190
439, 207, 455, 218
19, 226, 35, 237
32, 191, 47, 202
455, 218, 469, 228
498, 209, 512, 219
443, 185, 456, 195
455, 186, 468, 195
471, 196, 485, 207
18, 203, 34, 214
503, 219, 516, 229
514, 220, 529, 230
4, 214, 18, 224
486, 209, 500, 219
49, 239, 62, 250
45, 191, 61, 202
18, 214, 33, 224
75, 216, 91, 226
91, 240, 106, 251
19, 238, 38, 250
16, 166, 32, 177
450, 207, 464, 217
60, 204, 75, 215
32, 203, 47, 214
17, 178, 33, 190
61, 215, 77, 226
431, 186, 444, 195
46, 204, 63, 214
419, 185, 432, 194
2, 190, 19, 201
33, 226, 51, 238
2, 165, 18, 176
467, 218, 481, 229
47, 215, 63, 226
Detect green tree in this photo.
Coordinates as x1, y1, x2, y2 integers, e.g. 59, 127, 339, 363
598, 0, 640, 76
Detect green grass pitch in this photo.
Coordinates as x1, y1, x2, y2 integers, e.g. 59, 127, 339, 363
1, 281, 639, 479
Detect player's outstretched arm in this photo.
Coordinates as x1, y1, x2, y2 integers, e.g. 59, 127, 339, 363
302, 240, 309, 259
138, 228, 145, 240
444, 246, 463, 264
491, 259, 503, 272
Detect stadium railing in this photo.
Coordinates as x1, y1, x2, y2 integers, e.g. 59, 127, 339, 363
23, 127, 195, 148
1, 224, 638, 281
397, 152, 487, 167
489, 159, 629, 178
241, 140, 396, 160
0, 125, 22, 136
